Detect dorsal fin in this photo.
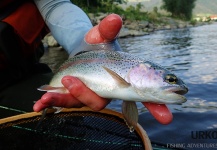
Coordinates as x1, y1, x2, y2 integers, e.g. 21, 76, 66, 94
102, 66, 130, 88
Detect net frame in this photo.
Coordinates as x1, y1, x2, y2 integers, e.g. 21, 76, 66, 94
0, 107, 152, 150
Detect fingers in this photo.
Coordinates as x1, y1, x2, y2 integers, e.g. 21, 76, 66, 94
62, 76, 111, 111
33, 96, 50, 112
33, 92, 84, 112
34, 14, 121, 112
33, 76, 110, 112
99, 14, 122, 41
85, 25, 104, 44
85, 14, 122, 44
142, 102, 173, 125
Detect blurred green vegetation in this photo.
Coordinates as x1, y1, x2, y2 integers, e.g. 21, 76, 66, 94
161, 0, 196, 20
71, 0, 161, 22
71, 0, 197, 22
71, 0, 126, 13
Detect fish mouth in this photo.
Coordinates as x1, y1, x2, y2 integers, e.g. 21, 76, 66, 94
172, 86, 188, 95
165, 85, 188, 95
160, 85, 188, 104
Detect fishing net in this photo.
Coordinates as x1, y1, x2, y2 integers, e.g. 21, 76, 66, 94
0, 107, 152, 150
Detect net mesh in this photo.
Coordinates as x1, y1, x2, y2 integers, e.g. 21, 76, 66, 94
0, 110, 146, 150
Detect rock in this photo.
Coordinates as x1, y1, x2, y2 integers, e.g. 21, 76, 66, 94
178, 23, 186, 28
43, 34, 59, 47
43, 33, 51, 43
47, 36, 59, 47
170, 25, 177, 29
164, 24, 171, 30
95, 13, 108, 24
119, 27, 148, 38
125, 21, 141, 30
186, 24, 193, 28
167, 18, 177, 26
124, 19, 132, 25
155, 25, 164, 31
128, 29, 148, 36
148, 23, 155, 29
143, 28, 149, 32
138, 20, 149, 29
147, 28, 154, 32
119, 27, 130, 38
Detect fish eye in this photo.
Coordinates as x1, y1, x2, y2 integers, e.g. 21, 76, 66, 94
165, 74, 178, 84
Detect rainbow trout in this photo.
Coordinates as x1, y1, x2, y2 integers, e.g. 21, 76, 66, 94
38, 50, 188, 131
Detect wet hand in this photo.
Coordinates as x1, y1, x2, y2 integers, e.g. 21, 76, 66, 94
85, 14, 122, 43
33, 14, 173, 125
33, 14, 122, 112
142, 102, 173, 125
33, 76, 111, 112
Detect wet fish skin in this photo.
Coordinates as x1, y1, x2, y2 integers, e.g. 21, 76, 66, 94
38, 50, 188, 131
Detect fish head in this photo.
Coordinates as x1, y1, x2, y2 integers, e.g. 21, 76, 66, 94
126, 61, 188, 104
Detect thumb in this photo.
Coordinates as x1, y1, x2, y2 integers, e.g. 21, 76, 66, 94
85, 14, 122, 44
99, 14, 122, 41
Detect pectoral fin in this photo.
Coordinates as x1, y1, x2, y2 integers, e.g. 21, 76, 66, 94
122, 101, 138, 132
102, 66, 130, 88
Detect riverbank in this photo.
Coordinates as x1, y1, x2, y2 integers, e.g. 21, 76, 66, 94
43, 13, 214, 47
89, 13, 213, 38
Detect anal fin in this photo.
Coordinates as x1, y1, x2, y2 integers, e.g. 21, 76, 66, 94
122, 101, 138, 132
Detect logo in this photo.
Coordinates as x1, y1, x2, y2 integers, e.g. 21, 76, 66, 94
191, 130, 217, 139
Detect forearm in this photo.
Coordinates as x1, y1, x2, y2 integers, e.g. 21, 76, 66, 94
34, 0, 92, 55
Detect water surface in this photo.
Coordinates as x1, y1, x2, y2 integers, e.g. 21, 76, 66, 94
115, 23, 217, 149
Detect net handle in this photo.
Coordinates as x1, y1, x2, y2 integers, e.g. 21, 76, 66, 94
0, 107, 152, 150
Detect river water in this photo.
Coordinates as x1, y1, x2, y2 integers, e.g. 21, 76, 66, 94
118, 23, 217, 150
41, 22, 217, 149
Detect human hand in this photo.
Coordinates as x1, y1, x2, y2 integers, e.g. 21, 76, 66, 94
34, 14, 173, 125
33, 14, 122, 112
